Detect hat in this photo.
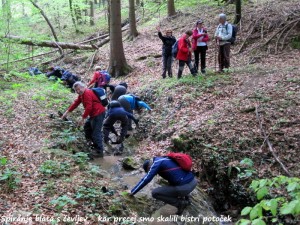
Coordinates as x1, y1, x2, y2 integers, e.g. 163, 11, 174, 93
94, 66, 101, 71
196, 19, 203, 24
143, 159, 150, 172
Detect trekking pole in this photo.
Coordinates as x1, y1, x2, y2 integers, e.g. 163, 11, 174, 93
215, 39, 218, 73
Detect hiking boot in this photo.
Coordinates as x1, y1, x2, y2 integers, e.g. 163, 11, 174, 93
201, 69, 206, 74
90, 150, 104, 158
168, 73, 173, 78
176, 200, 190, 215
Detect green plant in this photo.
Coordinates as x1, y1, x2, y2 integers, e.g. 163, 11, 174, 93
237, 176, 300, 225
72, 152, 89, 170
235, 158, 257, 180
41, 180, 57, 196
50, 195, 77, 212
39, 160, 70, 177
0, 157, 21, 193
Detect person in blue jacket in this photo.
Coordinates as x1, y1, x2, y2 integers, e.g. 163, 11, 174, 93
118, 94, 151, 130
103, 101, 139, 145
46, 66, 65, 79
129, 157, 197, 215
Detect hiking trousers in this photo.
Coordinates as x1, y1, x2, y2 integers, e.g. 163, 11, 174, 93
162, 54, 173, 78
218, 43, 230, 71
177, 60, 197, 79
152, 178, 197, 208
194, 46, 207, 72
84, 112, 105, 153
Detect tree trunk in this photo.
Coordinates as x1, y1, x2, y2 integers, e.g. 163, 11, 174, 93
107, 0, 110, 34
234, 0, 242, 24
167, 0, 176, 17
129, 0, 138, 38
94, 0, 97, 4
90, 1, 95, 26
2, 35, 98, 50
75, 4, 83, 24
108, 0, 131, 77
69, 0, 79, 33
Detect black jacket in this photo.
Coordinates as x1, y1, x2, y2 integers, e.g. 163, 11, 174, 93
158, 32, 176, 56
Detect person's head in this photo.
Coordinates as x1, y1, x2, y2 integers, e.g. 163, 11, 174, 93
143, 159, 151, 172
165, 29, 173, 37
219, 13, 226, 25
196, 19, 204, 29
119, 82, 128, 89
184, 30, 193, 39
109, 100, 121, 108
94, 66, 101, 71
73, 81, 86, 95
48, 66, 54, 71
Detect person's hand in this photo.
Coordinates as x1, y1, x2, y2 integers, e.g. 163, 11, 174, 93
61, 111, 68, 119
77, 118, 85, 127
189, 48, 193, 53
216, 36, 222, 41
156, 26, 160, 32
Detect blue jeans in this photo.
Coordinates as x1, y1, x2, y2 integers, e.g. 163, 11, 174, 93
86, 112, 105, 153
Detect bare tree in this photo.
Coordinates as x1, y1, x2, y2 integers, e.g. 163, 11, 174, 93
108, 0, 131, 77
234, 0, 242, 24
167, 0, 176, 17
129, 0, 138, 38
29, 0, 59, 43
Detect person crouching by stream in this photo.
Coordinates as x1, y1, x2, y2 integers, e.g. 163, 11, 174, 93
62, 81, 106, 158
128, 157, 197, 215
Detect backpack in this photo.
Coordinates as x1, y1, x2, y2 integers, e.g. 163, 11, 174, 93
171, 40, 179, 58
166, 152, 193, 171
92, 87, 109, 107
129, 94, 141, 109
101, 70, 111, 84
225, 24, 237, 45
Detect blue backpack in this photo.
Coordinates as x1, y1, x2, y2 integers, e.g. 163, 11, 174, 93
225, 24, 238, 45
172, 40, 179, 58
92, 87, 109, 107
101, 70, 111, 84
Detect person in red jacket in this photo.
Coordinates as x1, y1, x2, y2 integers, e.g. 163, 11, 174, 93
176, 30, 197, 79
62, 81, 106, 158
87, 66, 106, 88
192, 19, 210, 74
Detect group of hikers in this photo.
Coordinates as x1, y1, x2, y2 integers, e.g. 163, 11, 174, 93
157, 13, 234, 79
41, 13, 234, 216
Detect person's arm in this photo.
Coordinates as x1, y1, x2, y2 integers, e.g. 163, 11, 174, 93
202, 32, 210, 43
192, 29, 202, 41
123, 111, 139, 125
130, 160, 161, 195
137, 101, 151, 111
158, 31, 165, 42
87, 72, 98, 87
62, 96, 82, 119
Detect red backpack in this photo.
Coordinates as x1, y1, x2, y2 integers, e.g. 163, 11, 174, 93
166, 152, 193, 171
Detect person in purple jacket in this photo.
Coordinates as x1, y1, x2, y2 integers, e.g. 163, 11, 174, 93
129, 156, 197, 215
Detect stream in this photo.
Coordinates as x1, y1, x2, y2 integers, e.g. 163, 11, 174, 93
92, 154, 232, 225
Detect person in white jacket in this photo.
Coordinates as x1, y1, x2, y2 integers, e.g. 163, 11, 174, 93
214, 13, 233, 72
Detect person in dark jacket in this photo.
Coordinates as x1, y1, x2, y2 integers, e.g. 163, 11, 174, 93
46, 66, 65, 79
129, 157, 197, 215
62, 82, 106, 158
118, 94, 151, 130
156, 26, 176, 78
110, 82, 128, 100
103, 101, 139, 145
61, 71, 79, 88
176, 30, 197, 79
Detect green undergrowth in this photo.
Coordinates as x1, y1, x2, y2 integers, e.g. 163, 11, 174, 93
0, 71, 73, 118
